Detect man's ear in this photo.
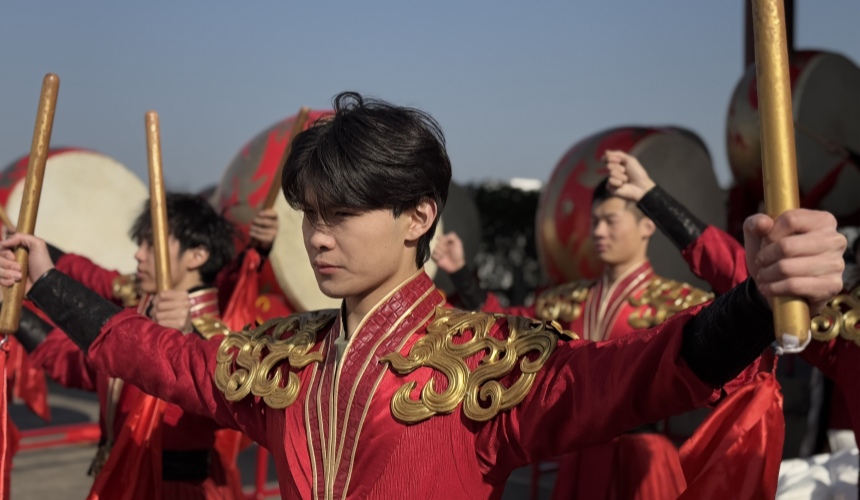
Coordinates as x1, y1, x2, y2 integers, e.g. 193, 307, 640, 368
405, 199, 438, 243
183, 246, 211, 272
639, 217, 656, 239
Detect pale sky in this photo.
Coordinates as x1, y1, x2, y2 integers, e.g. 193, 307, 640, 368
1, 1, 858, 192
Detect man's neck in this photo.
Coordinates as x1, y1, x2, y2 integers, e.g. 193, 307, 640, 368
602, 257, 648, 285
343, 267, 421, 339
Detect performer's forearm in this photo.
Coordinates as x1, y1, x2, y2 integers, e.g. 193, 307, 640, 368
12, 306, 54, 353
680, 278, 774, 387
27, 269, 121, 353
637, 185, 706, 250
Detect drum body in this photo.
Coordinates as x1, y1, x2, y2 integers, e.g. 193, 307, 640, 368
537, 127, 725, 289
214, 111, 445, 312
727, 50, 860, 224
0, 149, 148, 273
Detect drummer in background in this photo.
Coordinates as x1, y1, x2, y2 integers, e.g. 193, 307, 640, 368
433, 151, 766, 500
5, 193, 277, 500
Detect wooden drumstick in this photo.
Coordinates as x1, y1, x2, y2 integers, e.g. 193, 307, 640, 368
752, 0, 810, 347
262, 107, 311, 210
145, 111, 171, 292
0, 74, 59, 334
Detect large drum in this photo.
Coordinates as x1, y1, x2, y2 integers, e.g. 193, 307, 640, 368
214, 111, 445, 312
727, 50, 860, 226
537, 127, 726, 289
0, 148, 148, 273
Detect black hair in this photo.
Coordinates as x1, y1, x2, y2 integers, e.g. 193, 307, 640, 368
282, 91, 452, 267
591, 178, 645, 219
129, 193, 236, 284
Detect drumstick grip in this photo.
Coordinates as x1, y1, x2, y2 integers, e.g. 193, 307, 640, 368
0, 74, 59, 334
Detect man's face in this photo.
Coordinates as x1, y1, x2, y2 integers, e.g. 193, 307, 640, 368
302, 207, 415, 300
590, 197, 651, 266
134, 236, 192, 294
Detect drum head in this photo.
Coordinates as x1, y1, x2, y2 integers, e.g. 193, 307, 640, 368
727, 50, 860, 218
538, 127, 725, 289
2, 150, 147, 273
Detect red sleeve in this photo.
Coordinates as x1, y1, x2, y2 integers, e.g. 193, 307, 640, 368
86, 310, 268, 446
474, 305, 721, 481
55, 254, 123, 304
681, 226, 749, 295
801, 337, 859, 386
29, 329, 98, 392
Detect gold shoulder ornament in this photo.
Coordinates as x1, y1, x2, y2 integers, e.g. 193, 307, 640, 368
111, 274, 140, 308
191, 316, 231, 340
534, 281, 593, 323
214, 309, 337, 409
381, 307, 577, 424
812, 286, 860, 345
628, 277, 714, 329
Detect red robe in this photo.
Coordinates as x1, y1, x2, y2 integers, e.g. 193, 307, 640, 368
80, 270, 730, 500
31, 254, 242, 500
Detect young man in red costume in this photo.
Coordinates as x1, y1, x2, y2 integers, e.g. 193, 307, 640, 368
8, 193, 276, 499
432, 150, 759, 499
2, 92, 846, 500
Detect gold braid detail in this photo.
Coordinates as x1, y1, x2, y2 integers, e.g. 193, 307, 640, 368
382, 307, 577, 424
214, 310, 337, 409
628, 277, 713, 329
534, 281, 593, 323
111, 274, 140, 308
191, 316, 231, 340
812, 286, 860, 345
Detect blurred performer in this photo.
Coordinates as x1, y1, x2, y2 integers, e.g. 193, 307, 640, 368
1, 92, 845, 500
434, 151, 762, 499
9, 193, 275, 499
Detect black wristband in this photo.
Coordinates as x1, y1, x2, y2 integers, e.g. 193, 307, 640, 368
27, 269, 123, 354
449, 266, 487, 310
638, 185, 707, 250
680, 278, 774, 387
15, 307, 53, 353
46, 242, 66, 264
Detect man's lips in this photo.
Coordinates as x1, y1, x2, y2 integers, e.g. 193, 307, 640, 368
313, 261, 341, 274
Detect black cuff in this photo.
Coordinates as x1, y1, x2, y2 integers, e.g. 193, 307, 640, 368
14, 307, 53, 353
449, 266, 487, 310
46, 242, 66, 264
27, 269, 123, 354
638, 185, 707, 250
680, 278, 774, 387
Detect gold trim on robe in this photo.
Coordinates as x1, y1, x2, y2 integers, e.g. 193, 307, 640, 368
627, 277, 714, 329
382, 307, 577, 423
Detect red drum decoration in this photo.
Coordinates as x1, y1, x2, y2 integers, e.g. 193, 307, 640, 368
727, 50, 860, 231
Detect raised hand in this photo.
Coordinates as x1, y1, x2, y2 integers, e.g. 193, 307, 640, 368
150, 289, 193, 334
250, 208, 279, 251
743, 209, 846, 313
604, 150, 656, 202
431, 232, 467, 274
